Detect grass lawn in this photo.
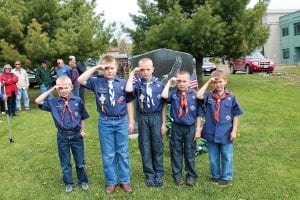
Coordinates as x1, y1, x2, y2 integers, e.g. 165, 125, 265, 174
0, 66, 299, 200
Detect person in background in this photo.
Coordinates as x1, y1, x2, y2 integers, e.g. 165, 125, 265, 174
35, 60, 53, 98
1, 64, 18, 116
56, 58, 70, 78
68, 56, 80, 96
76, 61, 86, 103
12, 61, 30, 111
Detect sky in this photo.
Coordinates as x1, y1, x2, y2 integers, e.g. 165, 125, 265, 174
95, 0, 300, 30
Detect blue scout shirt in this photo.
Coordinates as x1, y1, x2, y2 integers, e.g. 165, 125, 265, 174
39, 96, 89, 132
133, 76, 164, 113
201, 90, 243, 144
85, 76, 134, 117
166, 88, 201, 126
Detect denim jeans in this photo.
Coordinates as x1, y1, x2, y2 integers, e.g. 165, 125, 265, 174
137, 112, 164, 181
207, 142, 233, 181
169, 123, 197, 180
72, 86, 80, 97
16, 88, 30, 110
57, 131, 88, 186
40, 84, 53, 98
98, 115, 130, 185
7, 93, 16, 116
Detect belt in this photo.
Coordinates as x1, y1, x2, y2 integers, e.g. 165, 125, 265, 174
100, 114, 126, 120
138, 111, 161, 116
58, 129, 80, 134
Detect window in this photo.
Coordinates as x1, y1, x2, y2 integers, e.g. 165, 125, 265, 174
282, 27, 289, 36
282, 49, 290, 59
294, 22, 300, 35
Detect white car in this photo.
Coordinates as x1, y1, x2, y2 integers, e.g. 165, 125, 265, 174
202, 57, 216, 75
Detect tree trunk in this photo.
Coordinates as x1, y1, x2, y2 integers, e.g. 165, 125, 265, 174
195, 56, 204, 86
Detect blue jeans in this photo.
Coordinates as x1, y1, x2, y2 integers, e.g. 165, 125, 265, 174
16, 88, 29, 110
40, 84, 53, 98
207, 142, 233, 181
137, 112, 164, 181
72, 86, 80, 97
57, 131, 88, 186
169, 123, 197, 180
98, 115, 130, 185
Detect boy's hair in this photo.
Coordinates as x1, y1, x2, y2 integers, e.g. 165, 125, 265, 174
176, 70, 191, 78
56, 75, 72, 85
101, 55, 118, 67
211, 69, 226, 79
138, 57, 153, 67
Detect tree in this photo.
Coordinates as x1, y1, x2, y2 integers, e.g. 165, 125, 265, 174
0, 0, 113, 68
127, 0, 269, 83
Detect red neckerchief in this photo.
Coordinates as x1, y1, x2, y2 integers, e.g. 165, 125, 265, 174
177, 90, 192, 118
61, 97, 75, 126
211, 90, 230, 122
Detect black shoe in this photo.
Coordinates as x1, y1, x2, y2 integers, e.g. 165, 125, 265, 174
146, 179, 155, 187
186, 177, 195, 186
175, 177, 185, 186
219, 179, 230, 186
211, 177, 219, 184
155, 178, 163, 187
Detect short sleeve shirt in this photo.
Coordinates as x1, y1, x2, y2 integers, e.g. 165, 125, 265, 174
85, 76, 134, 116
39, 96, 89, 131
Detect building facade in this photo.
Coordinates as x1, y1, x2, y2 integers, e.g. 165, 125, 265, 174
262, 10, 297, 65
280, 10, 300, 65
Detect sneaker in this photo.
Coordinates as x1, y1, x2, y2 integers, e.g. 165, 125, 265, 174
211, 177, 219, 184
25, 107, 30, 111
219, 179, 230, 186
146, 179, 155, 187
17, 109, 21, 112
155, 178, 163, 187
186, 177, 195, 186
175, 177, 185, 186
65, 185, 74, 193
80, 182, 89, 190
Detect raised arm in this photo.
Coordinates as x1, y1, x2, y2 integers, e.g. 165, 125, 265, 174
197, 78, 215, 100
35, 86, 56, 105
125, 67, 139, 93
77, 65, 105, 86
161, 77, 176, 99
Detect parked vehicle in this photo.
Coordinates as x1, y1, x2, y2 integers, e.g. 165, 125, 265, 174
202, 57, 217, 75
229, 51, 275, 74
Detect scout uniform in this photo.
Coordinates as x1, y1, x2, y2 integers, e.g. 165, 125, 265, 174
133, 76, 164, 186
85, 76, 133, 186
39, 96, 89, 188
166, 88, 201, 182
201, 89, 243, 181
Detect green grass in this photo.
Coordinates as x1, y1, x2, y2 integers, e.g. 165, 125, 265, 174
0, 67, 300, 200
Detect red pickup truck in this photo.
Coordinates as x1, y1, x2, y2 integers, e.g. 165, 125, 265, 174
229, 51, 275, 74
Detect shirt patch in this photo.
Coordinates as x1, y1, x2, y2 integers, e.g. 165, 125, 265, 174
228, 97, 231, 101
74, 111, 79, 117
117, 96, 124, 103
190, 105, 195, 111
99, 94, 106, 103
225, 115, 231, 121
192, 95, 196, 99
157, 84, 160, 88
121, 86, 124, 90
157, 94, 161, 99
75, 103, 78, 107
